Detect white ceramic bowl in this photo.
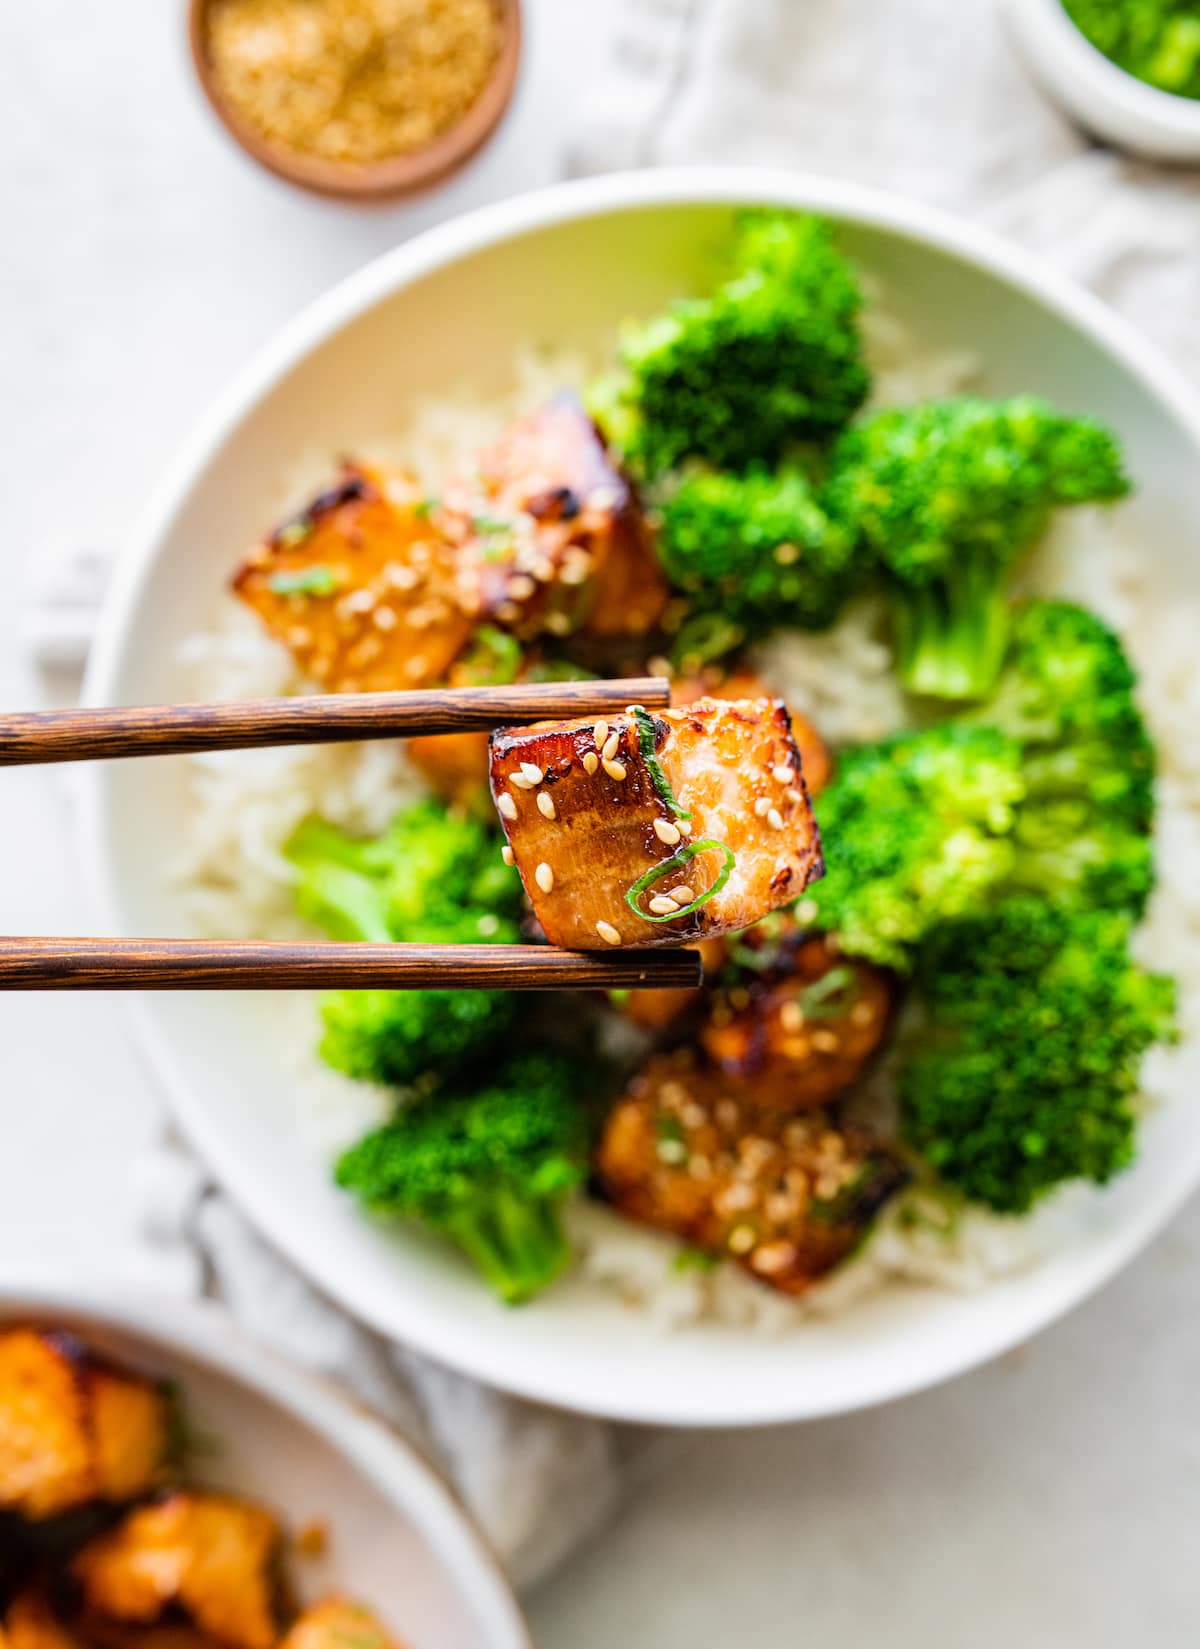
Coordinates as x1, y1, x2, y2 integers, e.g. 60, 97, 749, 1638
80, 168, 1200, 1427
0, 1273, 529, 1649
1004, 0, 1200, 161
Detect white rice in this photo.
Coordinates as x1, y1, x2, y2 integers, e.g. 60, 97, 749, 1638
173, 313, 1200, 1331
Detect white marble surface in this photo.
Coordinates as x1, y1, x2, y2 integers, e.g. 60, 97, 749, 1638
3, 3, 1200, 1642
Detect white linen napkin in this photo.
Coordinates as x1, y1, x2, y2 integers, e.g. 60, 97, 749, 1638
24, 0, 1200, 1591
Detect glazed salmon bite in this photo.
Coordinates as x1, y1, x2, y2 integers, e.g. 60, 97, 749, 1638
488, 696, 824, 950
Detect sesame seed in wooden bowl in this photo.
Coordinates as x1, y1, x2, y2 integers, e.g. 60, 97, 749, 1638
189, 0, 522, 201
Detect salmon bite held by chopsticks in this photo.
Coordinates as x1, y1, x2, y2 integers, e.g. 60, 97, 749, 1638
489, 696, 825, 950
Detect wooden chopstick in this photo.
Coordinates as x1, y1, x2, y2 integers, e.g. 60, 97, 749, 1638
0, 678, 670, 767
0, 939, 703, 992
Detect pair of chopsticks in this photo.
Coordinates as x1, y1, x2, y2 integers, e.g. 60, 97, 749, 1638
0, 678, 700, 993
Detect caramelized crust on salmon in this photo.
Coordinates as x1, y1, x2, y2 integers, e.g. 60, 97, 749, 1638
279, 1599, 403, 1649
489, 697, 823, 949
0, 1330, 168, 1521
3, 1594, 87, 1649
673, 669, 833, 796
700, 930, 895, 1108
232, 463, 471, 693
72, 1494, 279, 1649
595, 1052, 906, 1294
440, 396, 668, 642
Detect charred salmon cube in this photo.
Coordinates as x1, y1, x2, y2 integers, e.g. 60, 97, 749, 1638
72, 1494, 279, 1649
489, 696, 823, 950
279, 1599, 404, 1649
3, 1594, 87, 1649
0, 1330, 168, 1521
673, 668, 833, 797
233, 463, 471, 693
594, 1052, 906, 1294
440, 395, 668, 642
700, 930, 894, 1107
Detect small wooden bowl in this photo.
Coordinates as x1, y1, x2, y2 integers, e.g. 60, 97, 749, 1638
188, 0, 522, 200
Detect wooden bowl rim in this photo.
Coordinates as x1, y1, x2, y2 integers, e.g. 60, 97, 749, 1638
188, 0, 522, 200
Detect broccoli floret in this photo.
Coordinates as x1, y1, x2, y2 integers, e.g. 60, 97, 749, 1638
656, 467, 855, 657
899, 898, 1176, 1212
593, 210, 869, 479
823, 398, 1130, 700
285, 802, 523, 1088
808, 724, 1025, 971
966, 601, 1156, 914
1063, 1, 1200, 99
335, 1049, 591, 1303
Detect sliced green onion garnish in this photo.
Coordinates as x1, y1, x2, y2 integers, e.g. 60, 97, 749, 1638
413, 497, 439, 518
460, 625, 523, 686
630, 705, 691, 820
268, 563, 340, 597
799, 965, 857, 1020
275, 517, 313, 549
625, 838, 736, 923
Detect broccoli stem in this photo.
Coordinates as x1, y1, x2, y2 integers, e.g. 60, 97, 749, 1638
890, 560, 1011, 701
442, 1187, 573, 1305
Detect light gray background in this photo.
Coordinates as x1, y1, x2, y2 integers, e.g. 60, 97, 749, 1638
2, 4, 1198, 1643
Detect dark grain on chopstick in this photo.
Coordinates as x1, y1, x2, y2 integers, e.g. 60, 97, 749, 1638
0, 678, 671, 767
0, 938, 702, 992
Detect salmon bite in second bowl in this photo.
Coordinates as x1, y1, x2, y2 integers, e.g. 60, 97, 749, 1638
80, 170, 1200, 1425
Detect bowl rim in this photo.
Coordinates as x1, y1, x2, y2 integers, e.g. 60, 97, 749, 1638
78, 166, 1200, 1427
0, 1268, 531, 1649
1005, 0, 1200, 141
187, 0, 523, 200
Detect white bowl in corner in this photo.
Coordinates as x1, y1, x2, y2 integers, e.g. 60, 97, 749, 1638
0, 1276, 529, 1649
1005, 0, 1200, 161
79, 168, 1200, 1427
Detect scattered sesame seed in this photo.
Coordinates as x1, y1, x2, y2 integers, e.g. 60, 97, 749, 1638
795, 898, 818, 924
751, 1241, 797, 1276
510, 772, 535, 790
677, 818, 694, 836
601, 731, 620, 762
501, 845, 515, 866
772, 763, 793, 785
532, 558, 555, 582
372, 606, 398, 631
404, 655, 428, 680
545, 611, 572, 635
648, 895, 679, 916
477, 913, 500, 937
656, 1138, 687, 1165
754, 796, 772, 818
582, 752, 599, 776
535, 861, 554, 893
850, 1002, 875, 1026
286, 626, 312, 648
508, 575, 536, 600
811, 1029, 840, 1053
596, 920, 621, 946
497, 792, 517, 820
496, 602, 521, 624
773, 541, 800, 566
602, 759, 627, 781
767, 807, 785, 830
537, 792, 557, 820
672, 884, 696, 906
728, 1224, 757, 1255
779, 1000, 804, 1033
385, 563, 420, 591
341, 588, 376, 615
593, 719, 609, 747
786, 787, 803, 806
653, 818, 681, 846
520, 762, 544, 784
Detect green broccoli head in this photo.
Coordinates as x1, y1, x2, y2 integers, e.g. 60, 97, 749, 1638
335, 1048, 592, 1303
286, 802, 524, 1090
656, 467, 856, 660
1062, 1, 1200, 98
286, 799, 522, 944
593, 210, 869, 479
823, 398, 1130, 700
965, 600, 1156, 914
899, 898, 1176, 1213
808, 724, 1024, 971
